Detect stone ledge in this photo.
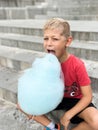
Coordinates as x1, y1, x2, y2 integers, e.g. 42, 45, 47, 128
0, 20, 98, 32
0, 98, 77, 130
0, 45, 98, 82
0, 98, 44, 130
0, 33, 98, 61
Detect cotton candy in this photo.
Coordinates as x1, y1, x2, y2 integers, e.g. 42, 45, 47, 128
18, 53, 64, 115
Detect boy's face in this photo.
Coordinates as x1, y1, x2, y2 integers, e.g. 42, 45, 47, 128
44, 28, 71, 61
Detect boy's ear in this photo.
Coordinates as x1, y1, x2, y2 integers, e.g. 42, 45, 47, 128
66, 36, 73, 47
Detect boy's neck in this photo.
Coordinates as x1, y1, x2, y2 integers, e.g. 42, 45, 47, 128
59, 52, 70, 63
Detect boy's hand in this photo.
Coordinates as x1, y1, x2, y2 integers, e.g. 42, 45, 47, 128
60, 112, 71, 130
27, 115, 33, 120
17, 103, 33, 120
17, 103, 22, 111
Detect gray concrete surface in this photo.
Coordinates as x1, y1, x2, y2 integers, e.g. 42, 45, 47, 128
0, 45, 98, 88
0, 98, 77, 130
0, 33, 98, 61
0, 69, 97, 130
0, 58, 97, 130
0, 20, 98, 41
0, 98, 44, 130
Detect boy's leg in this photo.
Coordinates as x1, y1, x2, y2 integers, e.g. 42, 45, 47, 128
34, 115, 61, 130
71, 107, 98, 130
71, 121, 93, 130
33, 115, 51, 126
17, 103, 50, 124
17, 104, 60, 130
17, 104, 51, 126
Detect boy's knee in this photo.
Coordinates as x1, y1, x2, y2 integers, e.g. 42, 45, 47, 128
90, 115, 98, 130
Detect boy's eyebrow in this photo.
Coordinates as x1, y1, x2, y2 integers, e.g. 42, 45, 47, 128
44, 35, 61, 38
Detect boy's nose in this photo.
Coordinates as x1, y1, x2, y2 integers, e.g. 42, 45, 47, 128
47, 40, 52, 46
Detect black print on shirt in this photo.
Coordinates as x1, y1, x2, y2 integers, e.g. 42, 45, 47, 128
65, 82, 80, 97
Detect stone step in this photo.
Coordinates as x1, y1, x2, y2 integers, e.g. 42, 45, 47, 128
0, 19, 45, 36
57, 2, 98, 8
0, 45, 45, 71
0, 45, 98, 97
47, 0, 98, 10
26, 6, 47, 19
0, 98, 80, 130
0, 7, 26, 20
57, 15, 98, 21
0, 98, 44, 130
69, 40, 98, 61
34, 1, 47, 6
1, 0, 98, 18
0, 33, 44, 51
54, 0, 98, 6
0, 20, 98, 41
0, 58, 98, 105
47, 6, 98, 15
0, 0, 18, 7
0, 6, 47, 20
0, 33, 98, 61
35, 14, 98, 21
55, 4, 98, 8
0, 83, 98, 130
0, 0, 46, 7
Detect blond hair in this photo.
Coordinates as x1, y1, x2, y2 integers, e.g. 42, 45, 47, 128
43, 18, 71, 38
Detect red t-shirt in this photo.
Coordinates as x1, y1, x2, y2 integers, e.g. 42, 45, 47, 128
61, 54, 91, 99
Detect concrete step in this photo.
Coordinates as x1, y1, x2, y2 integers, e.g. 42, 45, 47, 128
0, 86, 98, 130
35, 14, 98, 21
57, 2, 98, 8
69, 40, 98, 61
0, 45, 98, 97
0, 33, 98, 61
0, 20, 98, 41
0, 59, 98, 105
0, 19, 45, 36
34, 1, 47, 6
0, 6, 47, 20
0, 0, 43, 7
47, 7, 98, 18
55, 3, 98, 8
0, 45, 45, 71
0, 66, 19, 103
0, 0, 18, 7
0, 98, 44, 130
0, 7, 26, 20
54, 0, 98, 6
47, 0, 98, 10
47, 6, 98, 15
0, 98, 80, 130
0, 33, 44, 51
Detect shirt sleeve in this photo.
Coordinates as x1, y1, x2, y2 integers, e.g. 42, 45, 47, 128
76, 62, 91, 86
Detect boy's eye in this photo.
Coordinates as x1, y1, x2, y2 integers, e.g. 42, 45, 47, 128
44, 37, 48, 41
53, 38, 59, 41
44, 37, 59, 41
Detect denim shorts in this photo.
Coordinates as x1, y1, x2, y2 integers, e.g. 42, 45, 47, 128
55, 98, 96, 124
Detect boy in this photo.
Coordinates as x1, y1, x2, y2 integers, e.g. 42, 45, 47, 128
18, 18, 98, 130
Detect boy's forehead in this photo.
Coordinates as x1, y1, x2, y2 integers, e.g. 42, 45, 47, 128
44, 28, 64, 35
44, 23, 64, 30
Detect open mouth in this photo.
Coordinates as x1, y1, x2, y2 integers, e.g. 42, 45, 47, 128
47, 49, 55, 54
